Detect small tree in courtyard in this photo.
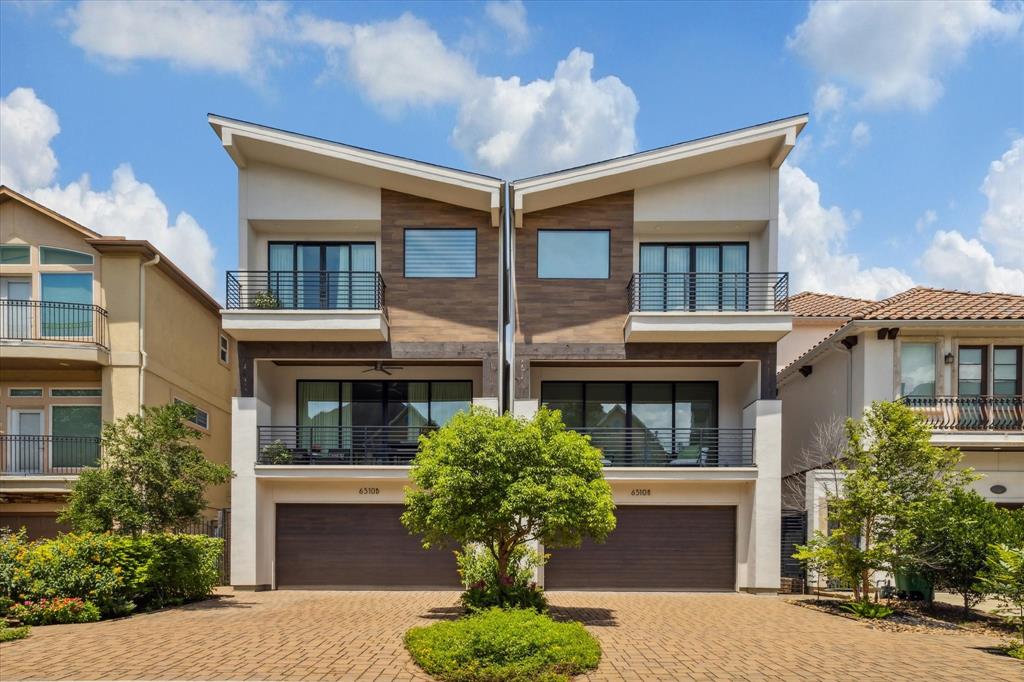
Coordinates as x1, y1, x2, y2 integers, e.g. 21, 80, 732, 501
402, 407, 616, 593
60, 402, 233, 536
976, 544, 1024, 653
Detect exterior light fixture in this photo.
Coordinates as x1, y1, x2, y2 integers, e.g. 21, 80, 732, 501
944, 352, 955, 365
990, 484, 1007, 495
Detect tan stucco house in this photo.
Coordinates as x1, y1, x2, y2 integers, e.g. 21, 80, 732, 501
0, 186, 234, 537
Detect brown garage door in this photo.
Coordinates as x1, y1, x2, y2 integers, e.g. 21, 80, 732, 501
545, 506, 736, 590
0, 513, 70, 540
275, 504, 460, 589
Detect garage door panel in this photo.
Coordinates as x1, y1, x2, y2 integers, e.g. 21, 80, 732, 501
545, 506, 735, 591
275, 504, 460, 588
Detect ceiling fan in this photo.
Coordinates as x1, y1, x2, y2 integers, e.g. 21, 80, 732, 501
361, 361, 404, 376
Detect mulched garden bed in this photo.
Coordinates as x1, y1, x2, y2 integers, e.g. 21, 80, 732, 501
787, 597, 1013, 637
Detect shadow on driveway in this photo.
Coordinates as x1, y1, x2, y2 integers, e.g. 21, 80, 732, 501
549, 605, 617, 626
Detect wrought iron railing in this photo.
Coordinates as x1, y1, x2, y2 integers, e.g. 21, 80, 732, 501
571, 427, 755, 467
0, 435, 101, 475
901, 395, 1024, 431
0, 300, 108, 349
257, 425, 433, 466
225, 271, 385, 310
627, 272, 789, 313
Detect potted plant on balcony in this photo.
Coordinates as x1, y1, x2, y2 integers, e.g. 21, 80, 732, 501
260, 440, 292, 465
251, 290, 280, 309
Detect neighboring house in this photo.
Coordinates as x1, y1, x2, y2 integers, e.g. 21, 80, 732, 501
0, 186, 234, 538
216, 112, 806, 592
778, 287, 1024, 547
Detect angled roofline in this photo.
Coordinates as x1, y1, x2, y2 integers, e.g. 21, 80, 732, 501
0, 185, 102, 239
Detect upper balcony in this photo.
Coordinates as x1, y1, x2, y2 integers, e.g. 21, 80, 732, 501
222, 270, 389, 342
0, 300, 109, 367
902, 395, 1024, 448
623, 272, 792, 343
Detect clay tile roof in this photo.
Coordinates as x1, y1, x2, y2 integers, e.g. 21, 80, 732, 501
856, 287, 1024, 321
786, 291, 874, 318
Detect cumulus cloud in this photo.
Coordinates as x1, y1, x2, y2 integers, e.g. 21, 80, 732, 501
979, 137, 1024, 268
919, 230, 1024, 294
779, 164, 914, 299
485, 1, 530, 50
789, 1, 1022, 111
0, 87, 217, 292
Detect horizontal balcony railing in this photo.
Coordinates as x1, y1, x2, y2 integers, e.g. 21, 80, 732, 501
627, 272, 789, 313
572, 427, 755, 467
901, 395, 1024, 431
225, 271, 385, 310
0, 435, 101, 475
0, 300, 108, 349
257, 425, 432, 466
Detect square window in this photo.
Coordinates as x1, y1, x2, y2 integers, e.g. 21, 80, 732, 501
404, 229, 476, 278
0, 245, 30, 264
537, 230, 609, 279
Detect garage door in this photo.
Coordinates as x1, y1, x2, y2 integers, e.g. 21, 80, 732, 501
275, 504, 460, 588
545, 506, 736, 590
0, 513, 70, 540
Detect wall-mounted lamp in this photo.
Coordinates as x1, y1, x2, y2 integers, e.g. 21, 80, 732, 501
944, 352, 955, 365
799, 366, 813, 377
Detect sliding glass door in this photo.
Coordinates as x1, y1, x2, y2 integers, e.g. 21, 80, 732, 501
268, 242, 376, 309
638, 243, 748, 312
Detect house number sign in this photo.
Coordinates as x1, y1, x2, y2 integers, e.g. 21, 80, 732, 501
630, 488, 652, 496
358, 487, 380, 495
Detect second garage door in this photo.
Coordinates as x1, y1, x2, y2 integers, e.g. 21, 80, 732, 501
275, 504, 461, 589
545, 505, 736, 590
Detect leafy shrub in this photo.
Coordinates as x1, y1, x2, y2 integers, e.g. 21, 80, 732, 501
0, 624, 30, 642
9, 597, 101, 625
841, 600, 894, 619
260, 440, 293, 464
251, 291, 280, 309
457, 544, 548, 614
1006, 643, 1024, 660
134, 534, 224, 608
405, 608, 601, 682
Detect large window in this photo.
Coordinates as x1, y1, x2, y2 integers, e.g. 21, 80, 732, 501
638, 243, 749, 311
900, 342, 936, 397
51, 405, 101, 468
404, 229, 477, 278
268, 242, 376, 309
40, 273, 93, 338
537, 230, 610, 279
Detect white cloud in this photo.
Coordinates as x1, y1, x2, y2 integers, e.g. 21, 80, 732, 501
979, 137, 1024, 268
919, 230, 1024, 294
0, 87, 60, 191
915, 209, 937, 233
0, 87, 217, 293
850, 121, 871, 148
453, 48, 638, 177
789, 1, 1022, 111
485, 1, 530, 50
779, 163, 914, 299
812, 83, 845, 118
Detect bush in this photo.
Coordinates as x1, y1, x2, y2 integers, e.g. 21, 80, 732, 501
260, 440, 293, 465
457, 544, 548, 614
405, 608, 601, 682
0, 624, 30, 642
134, 534, 224, 608
251, 291, 280, 309
841, 600, 894, 619
9, 597, 101, 625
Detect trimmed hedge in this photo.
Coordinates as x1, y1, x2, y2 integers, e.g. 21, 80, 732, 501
0, 530, 222, 619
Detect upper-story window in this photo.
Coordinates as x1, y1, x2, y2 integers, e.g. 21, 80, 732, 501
900, 342, 936, 397
957, 347, 986, 396
267, 242, 377, 309
404, 229, 477, 278
637, 243, 749, 311
0, 245, 30, 264
994, 347, 1022, 396
40, 246, 93, 265
537, 230, 610, 279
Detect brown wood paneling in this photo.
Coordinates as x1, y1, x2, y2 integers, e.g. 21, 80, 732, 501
275, 504, 460, 588
545, 506, 736, 590
381, 190, 498, 344
515, 191, 634, 344
0, 512, 70, 540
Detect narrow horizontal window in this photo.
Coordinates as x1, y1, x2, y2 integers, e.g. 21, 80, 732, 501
404, 229, 476, 278
40, 246, 94, 265
174, 398, 209, 429
538, 230, 610, 279
0, 245, 30, 264
9, 388, 43, 397
51, 388, 102, 397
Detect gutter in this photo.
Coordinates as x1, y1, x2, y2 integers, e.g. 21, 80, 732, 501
138, 253, 161, 411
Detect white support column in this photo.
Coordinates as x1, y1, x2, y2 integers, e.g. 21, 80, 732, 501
744, 399, 782, 592
230, 396, 271, 590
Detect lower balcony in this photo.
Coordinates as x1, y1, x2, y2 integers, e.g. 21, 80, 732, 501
0, 435, 101, 476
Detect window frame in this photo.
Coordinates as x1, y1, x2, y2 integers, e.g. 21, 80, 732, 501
174, 398, 210, 431
957, 345, 988, 397
39, 246, 94, 265
993, 346, 1023, 397
539, 380, 719, 430
218, 334, 230, 366
295, 379, 473, 427
403, 228, 478, 279
47, 402, 103, 468
266, 241, 378, 272
898, 340, 939, 398
638, 241, 751, 274
8, 387, 43, 398
0, 244, 31, 265
536, 229, 611, 280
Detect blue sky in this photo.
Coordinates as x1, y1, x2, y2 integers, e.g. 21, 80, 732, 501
1, 1, 1021, 299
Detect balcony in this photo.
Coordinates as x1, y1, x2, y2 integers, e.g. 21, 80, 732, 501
0, 300, 109, 367
257, 425, 430, 466
623, 272, 792, 343
902, 395, 1024, 431
573, 427, 755, 467
0, 435, 101, 476
222, 270, 389, 342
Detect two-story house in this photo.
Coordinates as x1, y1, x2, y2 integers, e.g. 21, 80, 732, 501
779, 288, 1024, 548
0, 186, 234, 538
215, 114, 807, 592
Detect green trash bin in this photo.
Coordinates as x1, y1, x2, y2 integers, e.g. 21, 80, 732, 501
895, 571, 933, 601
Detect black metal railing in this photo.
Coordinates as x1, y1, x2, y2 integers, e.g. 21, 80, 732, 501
225, 271, 385, 310
627, 272, 789, 313
901, 395, 1024, 431
257, 425, 433, 466
0, 435, 101, 475
0, 300, 108, 349
571, 427, 755, 467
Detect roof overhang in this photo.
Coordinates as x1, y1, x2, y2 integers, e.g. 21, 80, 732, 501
208, 115, 504, 226
511, 114, 807, 227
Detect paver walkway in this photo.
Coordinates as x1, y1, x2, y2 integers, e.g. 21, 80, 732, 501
1, 590, 1019, 681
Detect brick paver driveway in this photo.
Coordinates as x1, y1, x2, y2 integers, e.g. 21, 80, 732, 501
1, 590, 1019, 681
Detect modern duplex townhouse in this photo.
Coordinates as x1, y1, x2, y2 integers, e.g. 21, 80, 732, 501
0, 186, 234, 538
778, 288, 1024, 553
215, 113, 806, 592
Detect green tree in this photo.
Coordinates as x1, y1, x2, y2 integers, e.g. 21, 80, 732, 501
913, 489, 1023, 614
976, 544, 1024, 647
60, 403, 233, 535
794, 401, 974, 601
402, 407, 616, 584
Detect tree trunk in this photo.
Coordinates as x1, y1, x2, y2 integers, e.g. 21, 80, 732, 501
496, 546, 511, 584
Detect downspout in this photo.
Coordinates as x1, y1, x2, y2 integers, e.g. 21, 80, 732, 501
138, 254, 160, 411
503, 181, 516, 414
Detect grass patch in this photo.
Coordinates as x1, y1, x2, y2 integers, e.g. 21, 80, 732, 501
0, 625, 31, 642
1005, 643, 1024, 660
405, 608, 601, 682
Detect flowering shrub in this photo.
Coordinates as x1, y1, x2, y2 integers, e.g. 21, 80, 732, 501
456, 544, 548, 614
10, 597, 101, 625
